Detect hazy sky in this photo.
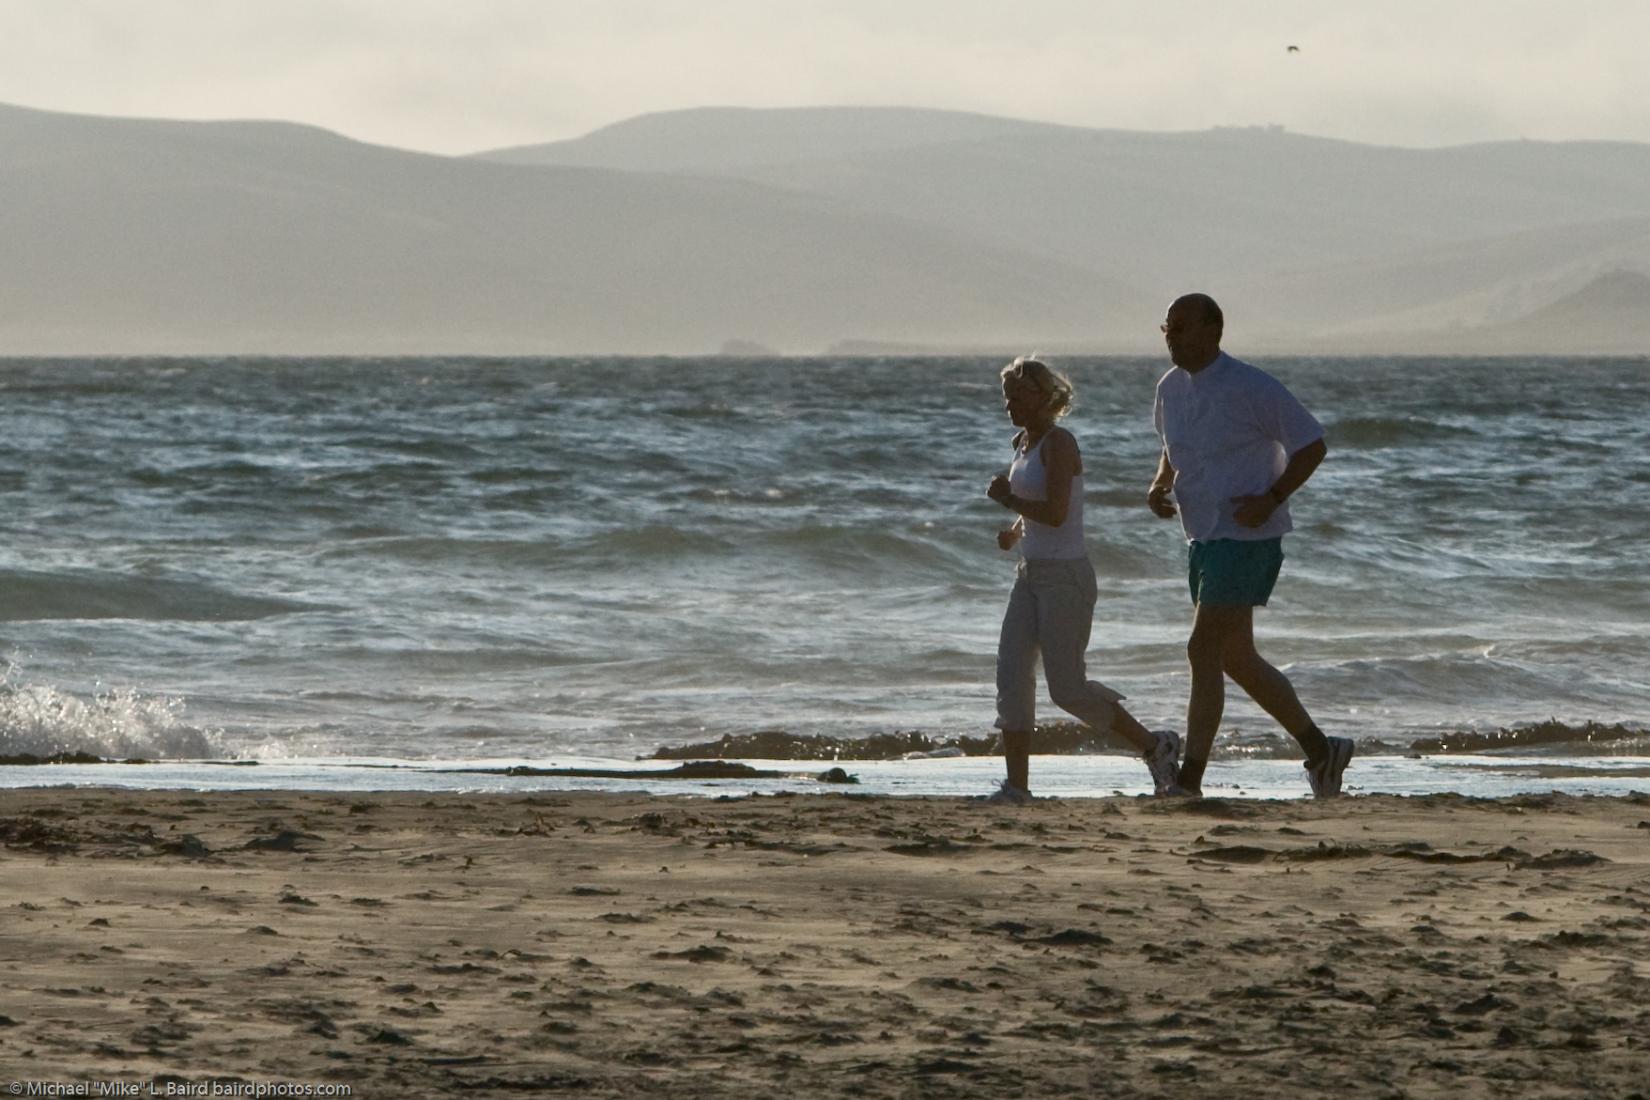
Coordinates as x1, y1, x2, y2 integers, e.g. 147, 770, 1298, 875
3, 0, 1647, 154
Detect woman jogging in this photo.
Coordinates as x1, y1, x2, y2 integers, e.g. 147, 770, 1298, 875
986, 356, 1183, 803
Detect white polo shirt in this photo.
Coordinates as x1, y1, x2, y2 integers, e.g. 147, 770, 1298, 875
1153, 352, 1324, 543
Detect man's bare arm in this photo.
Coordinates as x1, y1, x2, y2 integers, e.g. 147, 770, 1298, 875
1148, 450, 1177, 518
1231, 437, 1328, 528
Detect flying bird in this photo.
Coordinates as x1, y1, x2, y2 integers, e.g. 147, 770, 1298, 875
1287, 45, 1300, 53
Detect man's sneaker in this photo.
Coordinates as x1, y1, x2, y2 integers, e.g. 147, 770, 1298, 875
1144, 730, 1182, 795
1305, 736, 1355, 799
983, 781, 1034, 805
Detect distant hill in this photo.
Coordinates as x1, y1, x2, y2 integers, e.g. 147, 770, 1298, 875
1488, 270, 1650, 352
1244, 216, 1650, 343
481, 105, 1071, 172
0, 101, 1149, 354
479, 108, 1650, 351
4, 100, 1650, 354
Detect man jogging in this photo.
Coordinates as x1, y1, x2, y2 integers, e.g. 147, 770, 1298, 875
1149, 293, 1353, 798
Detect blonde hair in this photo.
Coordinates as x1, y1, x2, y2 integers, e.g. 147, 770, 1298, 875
999, 355, 1074, 419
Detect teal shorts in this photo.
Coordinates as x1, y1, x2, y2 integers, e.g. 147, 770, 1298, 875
1187, 537, 1284, 607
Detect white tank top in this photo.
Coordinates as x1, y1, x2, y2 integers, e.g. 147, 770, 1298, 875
1008, 431, 1086, 561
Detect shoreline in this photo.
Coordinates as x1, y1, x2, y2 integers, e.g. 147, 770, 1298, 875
3, 788, 1648, 1096
3, 719, 1644, 780
5, 752, 1650, 803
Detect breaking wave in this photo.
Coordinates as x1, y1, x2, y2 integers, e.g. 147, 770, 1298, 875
0, 669, 224, 760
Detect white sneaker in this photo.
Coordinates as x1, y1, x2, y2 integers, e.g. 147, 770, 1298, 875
983, 781, 1034, 805
1305, 737, 1355, 799
1144, 730, 1182, 795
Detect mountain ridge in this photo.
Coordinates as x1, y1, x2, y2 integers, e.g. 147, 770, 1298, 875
0, 100, 1152, 354
475, 105, 1650, 351
2, 100, 1646, 354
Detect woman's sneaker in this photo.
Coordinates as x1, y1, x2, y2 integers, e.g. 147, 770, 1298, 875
1144, 730, 1183, 795
984, 781, 1035, 805
1305, 737, 1355, 798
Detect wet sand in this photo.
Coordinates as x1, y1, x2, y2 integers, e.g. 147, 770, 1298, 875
3, 788, 1649, 1097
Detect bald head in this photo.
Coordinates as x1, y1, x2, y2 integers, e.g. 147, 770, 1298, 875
1172, 293, 1223, 331
1163, 293, 1224, 372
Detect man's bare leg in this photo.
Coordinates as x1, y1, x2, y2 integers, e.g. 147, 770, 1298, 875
1182, 602, 1332, 794
1181, 602, 1245, 792
1217, 606, 1332, 765
1218, 612, 1313, 735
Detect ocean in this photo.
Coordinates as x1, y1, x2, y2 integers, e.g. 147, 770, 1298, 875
2, 355, 1647, 796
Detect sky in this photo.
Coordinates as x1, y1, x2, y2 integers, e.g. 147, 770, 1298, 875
2, 0, 1647, 155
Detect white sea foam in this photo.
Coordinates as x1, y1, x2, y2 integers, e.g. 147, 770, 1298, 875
0, 666, 223, 759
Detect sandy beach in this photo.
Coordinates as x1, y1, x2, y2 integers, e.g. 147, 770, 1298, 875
3, 788, 1649, 1097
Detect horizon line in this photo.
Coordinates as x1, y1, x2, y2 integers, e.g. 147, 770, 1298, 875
5, 96, 1647, 160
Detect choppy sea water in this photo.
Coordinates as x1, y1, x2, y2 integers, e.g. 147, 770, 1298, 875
1, 356, 1647, 794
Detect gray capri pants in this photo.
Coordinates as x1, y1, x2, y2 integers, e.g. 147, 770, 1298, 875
995, 557, 1123, 734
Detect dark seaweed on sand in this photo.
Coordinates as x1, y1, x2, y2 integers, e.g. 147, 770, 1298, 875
1409, 719, 1646, 753
652, 719, 1648, 762
650, 723, 1118, 761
